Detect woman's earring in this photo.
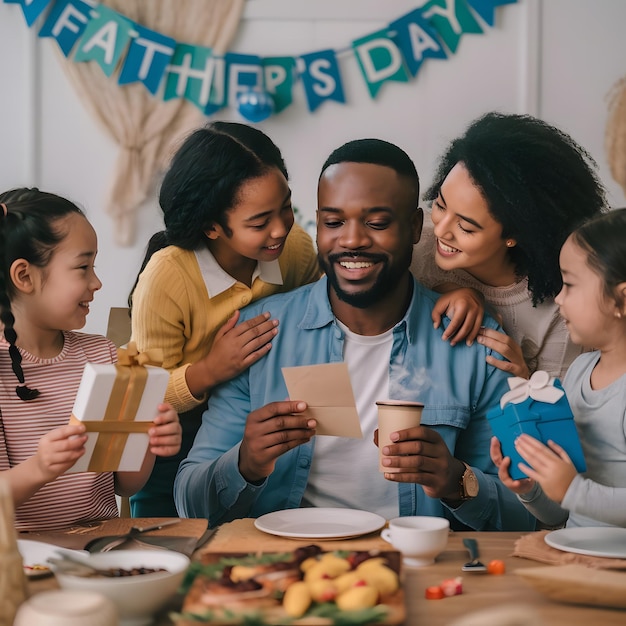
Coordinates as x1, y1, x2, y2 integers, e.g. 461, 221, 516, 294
506, 240, 514, 247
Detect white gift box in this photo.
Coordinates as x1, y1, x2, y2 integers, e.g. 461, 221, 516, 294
67, 354, 169, 473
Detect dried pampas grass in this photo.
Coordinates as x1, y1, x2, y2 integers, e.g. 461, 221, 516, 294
606, 76, 626, 199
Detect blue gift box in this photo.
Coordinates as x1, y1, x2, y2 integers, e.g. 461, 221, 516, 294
487, 377, 587, 480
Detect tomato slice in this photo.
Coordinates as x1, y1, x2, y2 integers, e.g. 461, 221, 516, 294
487, 559, 506, 575
425, 585, 445, 600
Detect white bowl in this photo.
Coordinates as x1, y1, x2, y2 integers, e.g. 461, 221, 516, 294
14, 590, 118, 626
53, 549, 190, 626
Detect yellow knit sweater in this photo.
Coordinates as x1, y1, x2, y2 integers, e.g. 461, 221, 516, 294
131, 224, 321, 413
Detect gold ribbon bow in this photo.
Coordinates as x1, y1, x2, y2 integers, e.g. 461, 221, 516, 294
117, 341, 163, 368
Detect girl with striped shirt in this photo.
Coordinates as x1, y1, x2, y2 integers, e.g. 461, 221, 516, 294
0, 188, 181, 531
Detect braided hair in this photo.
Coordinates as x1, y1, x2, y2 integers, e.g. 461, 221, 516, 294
0, 188, 84, 400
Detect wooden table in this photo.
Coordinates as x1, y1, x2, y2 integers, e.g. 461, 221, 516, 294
25, 518, 626, 625
403, 531, 625, 625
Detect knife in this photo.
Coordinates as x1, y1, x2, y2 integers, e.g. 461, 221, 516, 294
84, 519, 181, 552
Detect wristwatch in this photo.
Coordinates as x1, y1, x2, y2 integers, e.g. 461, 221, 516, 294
459, 462, 479, 500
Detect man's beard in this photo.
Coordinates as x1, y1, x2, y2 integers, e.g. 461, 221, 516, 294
318, 251, 410, 309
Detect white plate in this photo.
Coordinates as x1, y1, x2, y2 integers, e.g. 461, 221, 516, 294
254, 508, 386, 540
545, 527, 626, 558
17, 539, 88, 578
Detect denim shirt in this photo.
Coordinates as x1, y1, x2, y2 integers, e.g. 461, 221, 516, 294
175, 276, 536, 531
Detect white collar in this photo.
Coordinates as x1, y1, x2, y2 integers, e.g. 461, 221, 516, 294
194, 246, 283, 298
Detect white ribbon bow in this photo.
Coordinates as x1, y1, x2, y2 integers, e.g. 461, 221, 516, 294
499, 370, 564, 409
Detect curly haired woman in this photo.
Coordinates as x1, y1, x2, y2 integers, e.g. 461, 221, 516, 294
411, 112, 607, 379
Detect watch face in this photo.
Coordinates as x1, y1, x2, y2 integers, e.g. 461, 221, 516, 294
463, 469, 479, 498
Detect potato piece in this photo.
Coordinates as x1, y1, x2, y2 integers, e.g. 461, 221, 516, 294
283, 581, 312, 617
355, 557, 389, 572
319, 554, 352, 573
300, 557, 319, 572
336, 585, 379, 611
359, 565, 399, 596
308, 578, 338, 602
229, 565, 258, 582
304, 557, 350, 582
334, 571, 366, 594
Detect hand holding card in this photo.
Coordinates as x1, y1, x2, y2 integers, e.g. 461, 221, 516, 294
281, 363, 363, 438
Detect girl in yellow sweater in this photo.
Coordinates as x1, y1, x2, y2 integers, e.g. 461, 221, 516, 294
129, 122, 321, 516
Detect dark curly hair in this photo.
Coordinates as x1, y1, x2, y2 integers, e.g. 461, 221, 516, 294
0, 188, 84, 400
128, 121, 289, 308
424, 112, 608, 304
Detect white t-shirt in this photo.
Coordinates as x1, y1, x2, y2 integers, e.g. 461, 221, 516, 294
302, 321, 399, 519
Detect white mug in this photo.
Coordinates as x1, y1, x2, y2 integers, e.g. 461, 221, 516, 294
381, 516, 450, 567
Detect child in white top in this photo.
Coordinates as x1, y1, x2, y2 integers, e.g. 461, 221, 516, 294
490, 209, 626, 528
0, 188, 181, 530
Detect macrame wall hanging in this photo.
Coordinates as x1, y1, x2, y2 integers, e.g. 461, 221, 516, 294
57, 0, 245, 246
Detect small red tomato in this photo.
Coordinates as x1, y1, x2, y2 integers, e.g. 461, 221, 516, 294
487, 559, 506, 575
425, 585, 445, 600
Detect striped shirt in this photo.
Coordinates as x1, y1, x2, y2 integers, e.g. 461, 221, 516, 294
0, 331, 119, 531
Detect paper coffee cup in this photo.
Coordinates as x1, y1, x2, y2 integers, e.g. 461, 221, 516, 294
376, 400, 424, 473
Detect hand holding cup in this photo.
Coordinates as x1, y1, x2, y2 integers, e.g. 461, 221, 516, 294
376, 400, 424, 473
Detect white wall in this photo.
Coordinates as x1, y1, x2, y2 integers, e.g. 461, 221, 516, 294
1, 0, 626, 337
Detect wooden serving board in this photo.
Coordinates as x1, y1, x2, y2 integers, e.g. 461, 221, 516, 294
172, 546, 405, 625
201, 518, 392, 555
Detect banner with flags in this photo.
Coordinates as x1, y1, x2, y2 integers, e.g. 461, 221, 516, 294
5, 0, 518, 122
